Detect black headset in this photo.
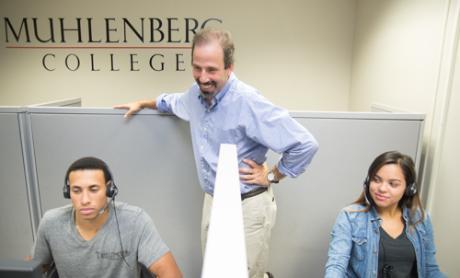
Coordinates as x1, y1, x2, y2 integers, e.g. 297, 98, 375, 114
363, 175, 417, 203
63, 168, 118, 199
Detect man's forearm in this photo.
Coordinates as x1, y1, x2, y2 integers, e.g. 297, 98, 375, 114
139, 99, 157, 110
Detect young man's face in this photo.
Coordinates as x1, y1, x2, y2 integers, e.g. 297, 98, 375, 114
192, 40, 233, 101
68, 169, 108, 221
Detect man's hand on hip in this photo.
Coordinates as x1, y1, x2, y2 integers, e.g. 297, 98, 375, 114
239, 159, 270, 187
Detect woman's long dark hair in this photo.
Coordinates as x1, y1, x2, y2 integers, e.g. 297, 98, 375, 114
354, 151, 424, 226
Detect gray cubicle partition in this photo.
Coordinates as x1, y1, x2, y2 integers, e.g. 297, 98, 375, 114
1, 107, 424, 277
0, 108, 35, 260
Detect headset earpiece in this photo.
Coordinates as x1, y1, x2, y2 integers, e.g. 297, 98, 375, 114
363, 176, 370, 188
363, 175, 373, 206
405, 182, 417, 197
106, 180, 118, 198
63, 179, 71, 199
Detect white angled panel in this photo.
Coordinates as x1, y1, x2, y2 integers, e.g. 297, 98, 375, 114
202, 144, 248, 278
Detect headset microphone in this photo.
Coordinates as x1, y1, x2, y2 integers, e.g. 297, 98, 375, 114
98, 181, 118, 215
97, 189, 118, 216
98, 202, 109, 215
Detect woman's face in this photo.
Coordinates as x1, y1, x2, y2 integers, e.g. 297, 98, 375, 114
369, 164, 407, 211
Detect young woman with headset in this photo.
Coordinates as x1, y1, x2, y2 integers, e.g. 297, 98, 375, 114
324, 151, 445, 278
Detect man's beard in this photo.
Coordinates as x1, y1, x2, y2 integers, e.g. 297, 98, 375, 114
198, 81, 218, 100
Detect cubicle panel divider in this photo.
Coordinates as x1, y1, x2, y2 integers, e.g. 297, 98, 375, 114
0, 108, 34, 260
1, 106, 424, 277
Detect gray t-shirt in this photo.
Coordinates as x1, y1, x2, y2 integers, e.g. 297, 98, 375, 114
32, 202, 169, 278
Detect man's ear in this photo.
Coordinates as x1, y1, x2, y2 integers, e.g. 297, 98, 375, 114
227, 64, 234, 74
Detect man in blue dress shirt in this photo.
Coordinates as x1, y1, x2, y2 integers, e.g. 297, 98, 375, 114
115, 27, 319, 278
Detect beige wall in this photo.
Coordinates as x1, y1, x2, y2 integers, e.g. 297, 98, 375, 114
349, 0, 446, 114
0, 0, 355, 110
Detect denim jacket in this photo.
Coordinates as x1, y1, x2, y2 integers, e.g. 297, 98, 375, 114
324, 204, 445, 278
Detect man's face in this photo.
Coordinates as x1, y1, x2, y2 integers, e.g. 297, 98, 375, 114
68, 169, 108, 221
192, 40, 233, 101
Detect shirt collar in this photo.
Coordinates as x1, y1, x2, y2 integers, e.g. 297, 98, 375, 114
198, 73, 236, 111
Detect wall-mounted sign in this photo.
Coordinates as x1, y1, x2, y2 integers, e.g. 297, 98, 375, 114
3, 17, 223, 72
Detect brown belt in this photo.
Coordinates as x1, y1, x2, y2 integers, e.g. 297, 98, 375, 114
241, 187, 268, 201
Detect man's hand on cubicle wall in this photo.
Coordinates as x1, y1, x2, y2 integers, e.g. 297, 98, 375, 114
113, 99, 157, 118
113, 101, 144, 118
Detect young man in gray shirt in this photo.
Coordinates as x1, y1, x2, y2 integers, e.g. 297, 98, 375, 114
32, 156, 182, 278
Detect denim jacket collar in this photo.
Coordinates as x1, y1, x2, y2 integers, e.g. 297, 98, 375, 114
369, 205, 414, 223
369, 206, 380, 219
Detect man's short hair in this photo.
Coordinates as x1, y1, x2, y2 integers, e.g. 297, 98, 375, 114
192, 28, 235, 69
64, 156, 112, 184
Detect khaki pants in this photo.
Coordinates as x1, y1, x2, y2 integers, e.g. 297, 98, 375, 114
201, 187, 277, 278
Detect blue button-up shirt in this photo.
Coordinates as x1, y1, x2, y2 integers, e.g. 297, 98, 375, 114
325, 204, 446, 278
156, 73, 319, 195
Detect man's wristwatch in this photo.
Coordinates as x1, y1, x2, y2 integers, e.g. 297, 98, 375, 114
267, 170, 279, 184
